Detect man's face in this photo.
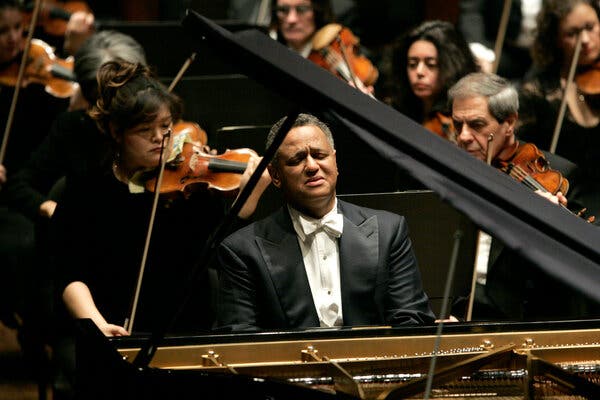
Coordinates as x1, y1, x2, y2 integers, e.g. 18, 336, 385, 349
0, 7, 23, 64
276, 0, 316, 51
452, 95, 514, 162
268, 124, 337, 218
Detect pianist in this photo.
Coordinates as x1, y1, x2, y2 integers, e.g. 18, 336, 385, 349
216, 113, 435, 331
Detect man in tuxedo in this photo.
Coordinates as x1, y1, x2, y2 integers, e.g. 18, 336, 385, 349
216, 113, 435, 332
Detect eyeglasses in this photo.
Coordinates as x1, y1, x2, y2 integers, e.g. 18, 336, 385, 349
275, 4, 313, 17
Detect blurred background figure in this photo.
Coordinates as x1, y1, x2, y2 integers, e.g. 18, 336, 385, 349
518, 0, 600, 218
457, 0, 539, 81
393, 20, 478, 140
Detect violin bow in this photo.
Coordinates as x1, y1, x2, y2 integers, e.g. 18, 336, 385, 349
334, 35, 376, 99
465, 133, 496, 321
491, 0, 512, 74
0, 0, 42, 165
125, 53, 198, 333
550, 31, 584, 154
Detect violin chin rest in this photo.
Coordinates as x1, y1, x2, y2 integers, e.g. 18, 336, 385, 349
312, 23, 343, 50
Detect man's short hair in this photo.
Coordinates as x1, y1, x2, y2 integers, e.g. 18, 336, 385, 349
448, 72, 519, 122
266, 113, 335, 164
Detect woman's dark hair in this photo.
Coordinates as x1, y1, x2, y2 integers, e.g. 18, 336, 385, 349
89, 61, 182, 141
269, 0, 335, 45
532, 0, 600, 71
393, 20, 478, 122
74, 30, 147, 104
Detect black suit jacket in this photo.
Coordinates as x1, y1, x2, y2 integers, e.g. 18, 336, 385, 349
216, 199, 435, 332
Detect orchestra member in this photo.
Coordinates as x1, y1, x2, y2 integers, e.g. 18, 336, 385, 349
457, 0, 538, 80
394, 20, 478, 140
270, 0, 376, 94
55, 61, 269, 337
4, 30, 148, 222
518, 0, 600, 217
216, 113, 435, 332
449, 71, 600, 321
270, 0, 334, 56
0, 0, 67, 333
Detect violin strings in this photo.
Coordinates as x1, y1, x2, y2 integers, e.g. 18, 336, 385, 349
506, 164, 548, 192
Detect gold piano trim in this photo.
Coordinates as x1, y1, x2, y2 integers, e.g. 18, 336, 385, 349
115, 325, 600, 399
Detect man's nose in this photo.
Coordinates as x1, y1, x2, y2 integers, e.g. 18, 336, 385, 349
457, 125, 472, 144
285, 8, 299, 23
305, 155, 319, 171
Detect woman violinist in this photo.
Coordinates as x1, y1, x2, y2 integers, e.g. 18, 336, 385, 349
519, 0, 600, 217
394, 21, 479, 141
269, 0, 377, 95
54, 61, 269, 338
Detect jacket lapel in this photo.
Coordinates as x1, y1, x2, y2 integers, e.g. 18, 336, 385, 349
338, 201, 380, 325
256, 208, 320, 327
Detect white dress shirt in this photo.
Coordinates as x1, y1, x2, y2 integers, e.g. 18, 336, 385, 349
288, 201, 344, 327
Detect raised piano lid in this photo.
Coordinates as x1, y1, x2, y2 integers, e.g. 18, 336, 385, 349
180, 10, 600, 305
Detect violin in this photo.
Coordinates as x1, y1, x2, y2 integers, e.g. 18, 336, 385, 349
22, 0, 91, 37
495, 142, 569, 196
172, 120, 207, 147
574, 60, 600, 96
308, 23, 378, 91
0, 38, 76, 98
423, 112, 455, 140
144, 141, 256, 197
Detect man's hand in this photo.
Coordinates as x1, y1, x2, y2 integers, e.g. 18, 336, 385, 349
39, 200, 58, 218
237, 155, 271, 219
534, 190, 568, 207
63, 11, 95, 56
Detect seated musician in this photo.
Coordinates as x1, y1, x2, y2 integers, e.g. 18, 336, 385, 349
448, 72, 600, 320
269, 0, 376, 95
55, 61, 269, 337
216, 113, 435, 332
393, 20, 479, 141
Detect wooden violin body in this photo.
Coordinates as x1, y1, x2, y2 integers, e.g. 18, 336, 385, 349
496, 142, 569, 196
423, 112, 455, 140
144, 143, 255, 197
22, 0, 91, 37
0, 38, 76, 98
308, 23, 378, 88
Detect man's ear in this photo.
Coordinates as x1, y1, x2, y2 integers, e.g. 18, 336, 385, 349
504, 112, 518, 137
267, 164, 281, 188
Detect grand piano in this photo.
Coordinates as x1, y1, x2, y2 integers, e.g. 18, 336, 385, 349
76, 10, 600, 400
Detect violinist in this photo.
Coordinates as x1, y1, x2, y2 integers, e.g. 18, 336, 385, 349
55, 60, 269, 337
394, 20, 478, 141
519, 0, 600, 218
269, 0, 376, 95
448, 71, 600, 321
0, 0, 67, 342
0, 31, 148, 399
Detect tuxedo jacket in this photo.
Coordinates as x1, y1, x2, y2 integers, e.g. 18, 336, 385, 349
216, 199, 435, 332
